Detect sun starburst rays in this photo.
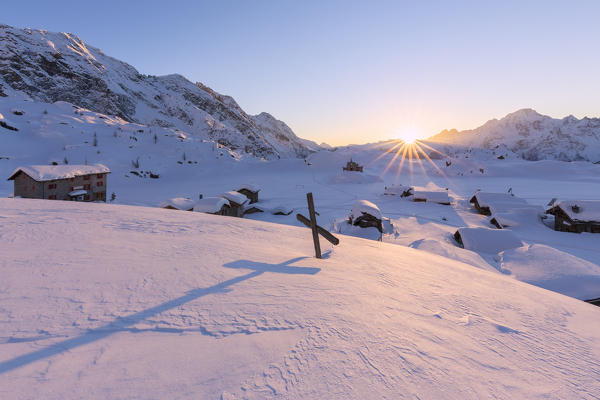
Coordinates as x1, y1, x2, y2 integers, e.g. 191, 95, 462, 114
372, 139, 453, 186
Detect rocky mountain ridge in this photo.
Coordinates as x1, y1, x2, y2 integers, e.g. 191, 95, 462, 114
429, 109, 600, 162
0, 24, 318, 159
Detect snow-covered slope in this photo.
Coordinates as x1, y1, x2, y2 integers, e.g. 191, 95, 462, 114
428, 109, 600, 162
0, 24, 318, 159
1, 198, 599, 399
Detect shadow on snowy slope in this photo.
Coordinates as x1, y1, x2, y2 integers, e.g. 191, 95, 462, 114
0, 257, 320, 374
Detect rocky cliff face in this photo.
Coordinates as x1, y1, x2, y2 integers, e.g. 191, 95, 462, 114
0, 24, 318, 159
429, 109, 600, 162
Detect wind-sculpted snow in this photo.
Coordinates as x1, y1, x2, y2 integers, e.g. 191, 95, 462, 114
429, 108, 600, 162
0, 24, 318, 159
0, 199, 599, 399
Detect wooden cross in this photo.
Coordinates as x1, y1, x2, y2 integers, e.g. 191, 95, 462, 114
296, 192, 339, 258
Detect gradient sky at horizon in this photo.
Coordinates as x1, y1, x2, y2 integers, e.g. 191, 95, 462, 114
3, 1, 600, 145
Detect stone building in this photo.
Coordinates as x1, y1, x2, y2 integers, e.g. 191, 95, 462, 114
7, 164, 110, 202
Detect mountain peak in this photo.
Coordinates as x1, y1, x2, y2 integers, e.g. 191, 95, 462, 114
0, 23, 317, 159
504, 108, 542, 120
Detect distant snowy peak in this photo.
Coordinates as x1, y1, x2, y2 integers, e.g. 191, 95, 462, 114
429, 109, 600, 162
0, 24, 317, 159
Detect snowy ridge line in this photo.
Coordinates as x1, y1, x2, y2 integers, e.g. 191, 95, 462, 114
428, 108, 600, 162
0, 24, 320, 159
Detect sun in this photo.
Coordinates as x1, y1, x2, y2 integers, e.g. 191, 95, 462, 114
398, 129, 420, 144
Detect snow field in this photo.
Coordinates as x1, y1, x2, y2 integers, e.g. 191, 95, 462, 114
0, 199, 599, 399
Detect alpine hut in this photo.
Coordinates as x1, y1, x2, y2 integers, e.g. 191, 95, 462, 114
343, 158, 363, 172
545, 200, 600, 233
193, 197, 231, 216
159, 197, 196, 211
7, 164, 110, 202
219, 191, 248, 217
412, 190, 451, 205
469, 191, 528, 216
384, 184, 413, 197
236, 184, 260, 204
349, 200, 383, 233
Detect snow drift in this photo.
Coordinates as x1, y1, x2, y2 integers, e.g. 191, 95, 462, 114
1, 198, 599, 399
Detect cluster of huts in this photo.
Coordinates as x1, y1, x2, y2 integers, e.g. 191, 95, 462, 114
468, 191, 600, 233
161, 184, 293, 218
384, 184, 451, 205
453, 191, 600, 248
7, 164, 110, 202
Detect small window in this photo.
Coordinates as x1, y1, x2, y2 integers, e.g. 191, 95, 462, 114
96, 174, 103, 179
83, 175, 91, 181
97, 181, 104, 187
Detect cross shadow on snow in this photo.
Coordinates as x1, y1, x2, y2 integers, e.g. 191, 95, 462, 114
0, 257, 320, 375
222, 256, 321, 275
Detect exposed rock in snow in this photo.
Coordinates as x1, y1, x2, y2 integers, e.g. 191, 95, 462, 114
0, 24, 318, 159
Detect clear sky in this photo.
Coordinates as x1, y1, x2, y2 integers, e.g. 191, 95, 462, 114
3, 1, 600, 145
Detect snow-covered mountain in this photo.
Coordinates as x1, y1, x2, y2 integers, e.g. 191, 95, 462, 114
0, 24, 318, 159
428, 109, 600, 162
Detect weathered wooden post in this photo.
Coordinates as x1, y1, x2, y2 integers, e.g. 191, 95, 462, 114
306, 192, 322, 258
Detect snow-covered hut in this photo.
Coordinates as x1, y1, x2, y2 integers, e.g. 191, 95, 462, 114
545, 200, 600, 233
349, 200, 383, 233
343, 158, 363, 172
159, 197, 196, 211
219, 191, 249, 217
488, 206, 543, 229
453, 227, 522, 253
193, 197, 231, 216
384, 184, 413, 197
7, 164, 110, 202
469, 192, 528, 216
412, 190, 451, 205
236, 184, 260, 204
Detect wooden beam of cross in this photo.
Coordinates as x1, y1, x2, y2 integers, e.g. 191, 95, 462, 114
296, 192, 340, 258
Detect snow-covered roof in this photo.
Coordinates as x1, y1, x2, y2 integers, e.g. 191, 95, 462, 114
237, 183, 260, 193
220, 191, 248, 206
159, 197, 196, 210
412, 190, 450, 204
471, 192, 528, 209
456, 227, 522, 254
489, 206, 544, 228
68, 189, 87, 196
350, 200, 382, 220
384, 184, 412, 196
193, 197, 230, 213
7, 164, 110, 182
549, 200, 600, 222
